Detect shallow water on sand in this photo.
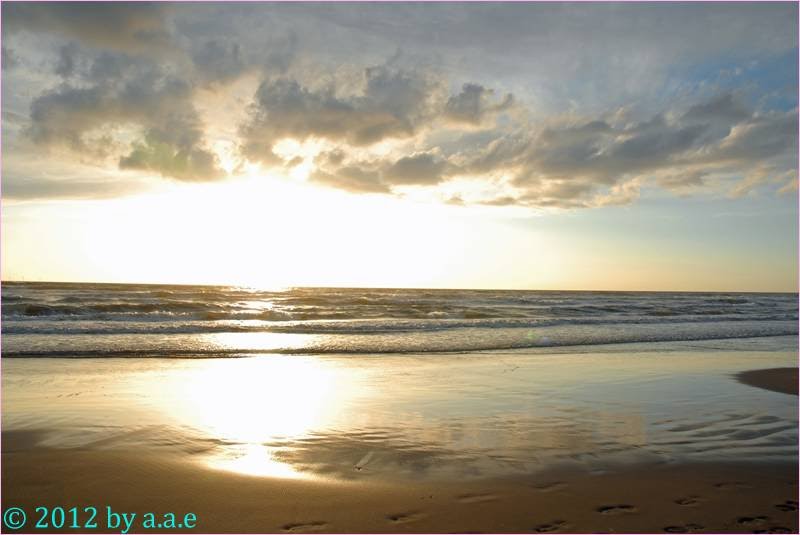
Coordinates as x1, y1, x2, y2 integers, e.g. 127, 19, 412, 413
3, 337, 797, 482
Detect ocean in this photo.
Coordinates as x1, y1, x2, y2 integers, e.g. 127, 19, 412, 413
2, 281, 797, 357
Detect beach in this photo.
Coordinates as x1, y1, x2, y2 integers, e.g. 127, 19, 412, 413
3, 448, 796, 533
3, 337, 798, 533
3, 1, 799, 532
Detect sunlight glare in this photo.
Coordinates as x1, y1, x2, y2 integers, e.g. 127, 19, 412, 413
159, 357, 360, 478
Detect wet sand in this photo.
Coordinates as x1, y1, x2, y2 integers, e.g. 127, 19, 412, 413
736, 368, 798, 396
3, 442, 797, 534
3, 341, 798, 533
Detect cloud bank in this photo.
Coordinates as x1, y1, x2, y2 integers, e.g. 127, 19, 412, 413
2, 2, 797, 206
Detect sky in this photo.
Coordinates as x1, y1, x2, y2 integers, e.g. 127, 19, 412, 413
1, 2, 797, 291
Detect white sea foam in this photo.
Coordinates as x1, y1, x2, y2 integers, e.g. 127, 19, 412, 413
2, 282, 797, 356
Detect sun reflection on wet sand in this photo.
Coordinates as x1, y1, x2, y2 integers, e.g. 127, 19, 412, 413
3, 346, 796, 482
206, 443, 304, 479
158, 356, 364, 478
142, 349, 798, 480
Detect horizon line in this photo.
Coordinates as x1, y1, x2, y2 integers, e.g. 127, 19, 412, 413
2, 279, 797, 295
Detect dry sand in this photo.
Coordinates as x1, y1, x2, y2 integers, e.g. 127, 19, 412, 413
3, 439, 797, 534
736, 368, 798, 396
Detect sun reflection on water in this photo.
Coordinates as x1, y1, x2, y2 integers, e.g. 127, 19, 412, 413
205, 331, 319, 354
161, 356, 359, 478
206, 443, 304, 479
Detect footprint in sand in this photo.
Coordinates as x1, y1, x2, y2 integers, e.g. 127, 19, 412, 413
457, 493, 498, 504
736, 516, 769, 526
386, 512, 427, 524
532, 520, 568, 533
596, 504, 638, 515
531, 481, 567, 492
281, 521, 329, 533
675, 496, 703, 506
354, 451, 374, 472
713, 481, 752, 490
774, 500, 798, 512
663, 523, 704, 533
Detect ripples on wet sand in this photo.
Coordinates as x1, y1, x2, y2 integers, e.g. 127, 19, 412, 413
2, 337, 797, 532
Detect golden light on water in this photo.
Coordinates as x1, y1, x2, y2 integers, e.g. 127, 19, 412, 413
160, 356, 364, 479
206, 443, 304, 479
206, 332, 319, 354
